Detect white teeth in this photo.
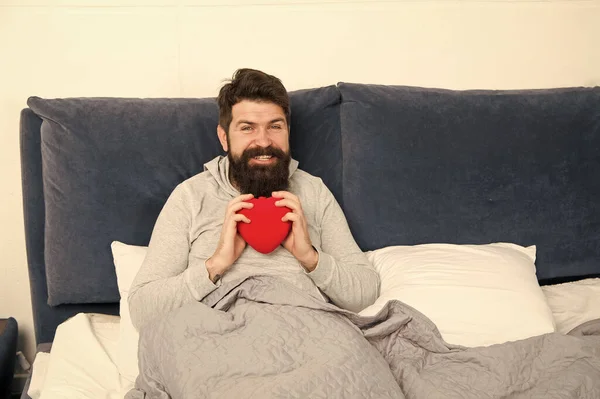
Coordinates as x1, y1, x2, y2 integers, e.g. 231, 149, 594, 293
254, 155, 272, 160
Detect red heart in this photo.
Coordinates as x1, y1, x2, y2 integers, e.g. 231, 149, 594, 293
236, 196, 292, 254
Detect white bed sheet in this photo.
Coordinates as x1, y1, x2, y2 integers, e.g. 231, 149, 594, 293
28, 279, 600, 398
28, 313, 132, 399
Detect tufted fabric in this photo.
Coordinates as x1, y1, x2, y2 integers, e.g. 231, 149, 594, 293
338, 83, 600, 281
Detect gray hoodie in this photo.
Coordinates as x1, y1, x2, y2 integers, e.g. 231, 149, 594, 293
129, 156, 380, 330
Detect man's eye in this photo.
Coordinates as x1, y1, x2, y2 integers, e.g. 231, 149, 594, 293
241, 126, 252, 131
270, 125, 282, 130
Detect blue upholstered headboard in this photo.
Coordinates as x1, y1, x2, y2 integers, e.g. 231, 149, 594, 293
20, 84, 600, 345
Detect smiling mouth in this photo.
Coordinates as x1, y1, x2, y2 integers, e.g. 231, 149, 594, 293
249, 155, 278, 164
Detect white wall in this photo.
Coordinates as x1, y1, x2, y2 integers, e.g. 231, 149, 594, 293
1, 0, 599, 361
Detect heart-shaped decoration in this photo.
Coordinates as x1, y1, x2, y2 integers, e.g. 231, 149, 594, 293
236, 196, 292, 254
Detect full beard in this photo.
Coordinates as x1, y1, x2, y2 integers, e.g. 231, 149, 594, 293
228, 146, 291, 198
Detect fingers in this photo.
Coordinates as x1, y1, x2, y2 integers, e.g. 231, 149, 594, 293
274, 192, 304, 223
281, 212, 301, 223
230, 201, 254, 214
235, 193, 255, 202
273, 192, 302, 215
227, 194, 254, 211
232, 214, 251, 224
223, 195, 253, 234
225, 208, 251, 228
274, 198, 301, 213
227, 195, 254, 217
212, 194, 254, 270
228, 193, 254, 208
272, 191, 298, 202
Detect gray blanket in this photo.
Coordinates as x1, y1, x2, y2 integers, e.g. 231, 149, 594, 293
127, 276, 600, 399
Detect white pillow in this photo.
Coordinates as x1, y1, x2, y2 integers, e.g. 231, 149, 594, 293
359, 243, 556, 347
541, 278, 600, 334
110, 241, 147, 384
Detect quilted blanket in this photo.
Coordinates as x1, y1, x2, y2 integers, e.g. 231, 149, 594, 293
126, 276, 600, 399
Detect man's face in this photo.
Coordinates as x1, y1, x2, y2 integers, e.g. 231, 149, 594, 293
217, 100, 291, 197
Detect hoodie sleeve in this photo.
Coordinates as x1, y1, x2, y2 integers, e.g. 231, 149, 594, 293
128, 183, 220, 331
304, 182, 380, 313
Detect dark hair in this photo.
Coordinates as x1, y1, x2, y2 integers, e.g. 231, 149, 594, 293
217, 68, 291, 134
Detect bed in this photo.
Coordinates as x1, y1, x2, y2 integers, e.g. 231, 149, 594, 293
20, 83, 600, 398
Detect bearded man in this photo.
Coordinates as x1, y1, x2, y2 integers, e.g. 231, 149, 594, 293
129, 69, 379, 331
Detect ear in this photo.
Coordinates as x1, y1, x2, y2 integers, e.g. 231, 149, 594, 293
217, 125, 228, 152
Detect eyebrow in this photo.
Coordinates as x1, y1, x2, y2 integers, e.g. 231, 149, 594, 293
236, 118, 286, 126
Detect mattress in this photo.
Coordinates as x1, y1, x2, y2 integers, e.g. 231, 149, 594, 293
25, 278, 600, 398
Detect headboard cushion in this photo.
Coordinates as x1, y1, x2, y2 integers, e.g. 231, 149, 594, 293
20, 108, 120, 345
338, 83, 600, 281
28, 96, 222, 305
25, 85, 341, 307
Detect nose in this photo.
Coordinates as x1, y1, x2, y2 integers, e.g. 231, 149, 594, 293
254, 127, 272, 147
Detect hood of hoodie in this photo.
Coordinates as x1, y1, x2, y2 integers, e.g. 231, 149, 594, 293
203, 155, 299, 198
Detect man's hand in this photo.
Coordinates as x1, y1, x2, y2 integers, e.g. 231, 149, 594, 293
272, 191, 319, 272
206, 193, 254, 282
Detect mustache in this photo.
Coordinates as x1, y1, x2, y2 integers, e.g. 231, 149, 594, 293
241, 146, 288, 160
